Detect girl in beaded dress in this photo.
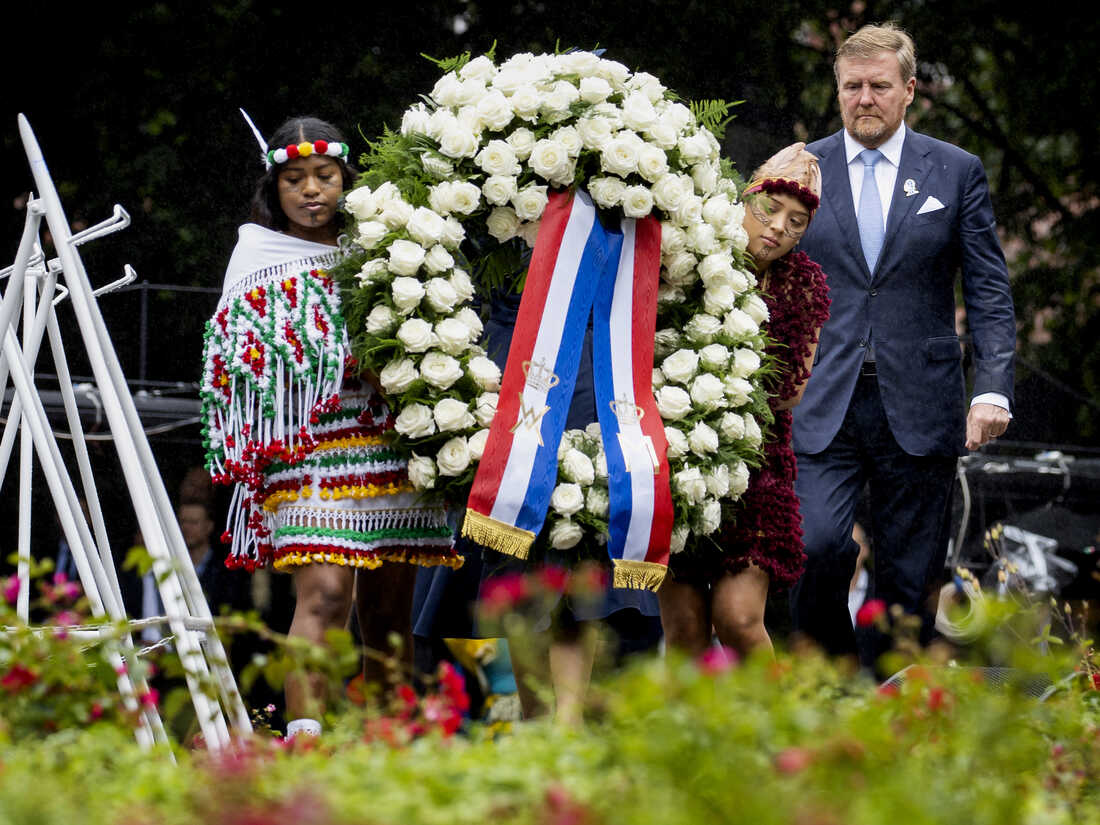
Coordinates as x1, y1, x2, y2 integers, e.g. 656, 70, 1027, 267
200, 117, 454, 738
658, 143, 830, 659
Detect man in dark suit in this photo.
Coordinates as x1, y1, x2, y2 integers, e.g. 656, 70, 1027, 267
791, 23, 1016, 660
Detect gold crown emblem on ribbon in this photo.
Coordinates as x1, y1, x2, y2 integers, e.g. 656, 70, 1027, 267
522, 358, 560, 393
610, 396, 645, 426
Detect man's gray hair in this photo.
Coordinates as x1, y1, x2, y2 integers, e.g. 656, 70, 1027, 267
835, 22, 917, 82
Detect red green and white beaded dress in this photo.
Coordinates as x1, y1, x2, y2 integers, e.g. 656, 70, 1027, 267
200, 224, 458, 572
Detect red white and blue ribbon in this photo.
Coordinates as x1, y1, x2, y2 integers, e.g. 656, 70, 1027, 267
461, 189, 672, 590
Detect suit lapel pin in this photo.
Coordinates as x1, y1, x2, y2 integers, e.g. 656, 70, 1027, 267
903, 178, 919, 197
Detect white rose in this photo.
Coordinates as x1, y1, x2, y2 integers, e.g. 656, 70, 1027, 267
482, 175, 519, 206
692, 162, 720, 194
628, 71, 666, 103
600, 135, 640, 177
686, 223, 718, 255
696, 498, 722, 534
365, 304, 399, 335
475, 89, 514, 131
396, 318, 436, 353
678, 131, 712, 164
556, 430, 579, 460
474, 392, 498, 427
652, 173, 691, 213
578, 75, 612, 103
673, 466, 707, 505
660, 222, 686, 255
455, 307, 484, 339
542, 80, 579, 120
450, 267, 475, 302
656, 385, 692, 420
723, 308, 759, 339
698, 343, 730, 371
395, 403, 436, 438
441, 217, 465, 249
459, 54, 496, 82
434, 398, 475, 432
718, 411, 746, 442
587, 176, 627, 209
467, 355, 502, 391
549, 518, 584, 549
742, 293, 770, 325
355, 220, 389, 251
551, 125, 583, 157
449, 181, 482, 215
435, 317, 473, 355
510, 84, 542, 120
378, 198, 414, 230
658, 284, 686, 305
420, 350, 464, 389
486, 206, 521, 241
595, 450, 608, 479
673, 195, 704, 226
431, 72, 462, 107
436, 436, 472, 477
518, 219, 541, 248
405, 207, 447, 247
652, 367, 667, 389
512, 185, 549, 221
728, 269, 751, 294
529, 138, 574, 186
684, 313, 722, 344
697, 253, 734, 288
730, 348, 762, 379
345, 188, 379, 221
705, 464, 731, 498
576, 116, 614, 151
356, 258, 389, 285
660, 101, 693, 131
407, 455, 437, 490
702, 194, 733, 228
423, 244, 455, 275
703, 283, 737, 316
622, 185, 655, 219
561, 448, 596, 486
585, 486, 609, 518
635, 144, 669, 183
690, 373, 726, 409
654, 328, 681, 358
468, 428, 490, 461
424, 278, 459, 313
585, 421, 601, 439
456, 78, 487, 108
421, 154, 455, 180
505, 127, 536, 160
663, 250, 698, 287
661, 348, 699, 385
744, 413, 763, 449
475, 140, 521, 177
550, 483, 585, 516
596, 58, 631, 87
387, 239, 426, 276
379, 357, 418, 394
664, 425, 689, 459
439, 123, 479, 159
724, 376, 754, 407
729, 460, 751, 496
645, 119, 679, 150
391, 276, 425, 314
621, 92, 657, 132
556, 50, 599, 75
669, 524, 690, 555
688, 421, 720, 457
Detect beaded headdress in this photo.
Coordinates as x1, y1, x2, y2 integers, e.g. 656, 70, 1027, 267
239, 108, 349, 170
744, 142, 822, 213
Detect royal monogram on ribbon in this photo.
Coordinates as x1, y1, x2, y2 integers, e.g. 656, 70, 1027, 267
462, 190, 673, 591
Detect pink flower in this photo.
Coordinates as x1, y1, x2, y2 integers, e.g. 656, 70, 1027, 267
697, 645, 738, 675
773, 747, 813, 774
90, 702, 105, 720
139, 688, 160, 708
538, 565, 569, 594
855, 598, 887, 628
2, 576, 19, 606
480, 573, 530, 617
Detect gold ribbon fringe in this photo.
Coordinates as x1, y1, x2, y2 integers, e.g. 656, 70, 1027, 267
612, 559, 667, 592
461, 509, 535, 560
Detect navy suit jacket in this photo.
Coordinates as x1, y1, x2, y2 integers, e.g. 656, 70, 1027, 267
792, 128, 1016, 457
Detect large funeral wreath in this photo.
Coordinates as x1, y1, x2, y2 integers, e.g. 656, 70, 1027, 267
332, 48, 774, 557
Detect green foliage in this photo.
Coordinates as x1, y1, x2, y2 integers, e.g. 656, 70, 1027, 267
689, 98, 742, 140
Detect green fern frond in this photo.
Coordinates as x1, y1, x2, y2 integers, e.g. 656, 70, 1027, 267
690, 99, 743, 140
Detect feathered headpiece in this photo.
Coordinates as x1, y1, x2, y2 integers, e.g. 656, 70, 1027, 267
744, 142, 822, 213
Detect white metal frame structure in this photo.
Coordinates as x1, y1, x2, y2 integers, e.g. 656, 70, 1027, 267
2, 115, 250, 748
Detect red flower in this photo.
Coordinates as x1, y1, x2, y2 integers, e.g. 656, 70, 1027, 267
1, 664, 38, 692
480, 573, 530, 616
1092, 673, 1100, 691
538, 565, 570, 594
855, 598, 887, 628
2, 575, 18, 606
697, 645, 739, 675
139, 688, 160, 708
90, 702, 104, 720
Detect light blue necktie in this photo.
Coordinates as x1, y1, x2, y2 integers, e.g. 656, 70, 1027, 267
857, 149, 884, 272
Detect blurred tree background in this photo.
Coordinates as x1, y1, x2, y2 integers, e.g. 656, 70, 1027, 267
1, 0, 1097, 456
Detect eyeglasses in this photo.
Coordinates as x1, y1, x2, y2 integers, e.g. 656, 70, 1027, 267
747, 196, 809, 240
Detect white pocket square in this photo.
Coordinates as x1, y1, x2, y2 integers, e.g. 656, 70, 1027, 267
916, 196, 945, 215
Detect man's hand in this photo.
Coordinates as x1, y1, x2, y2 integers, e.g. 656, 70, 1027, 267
966, 402, 1010, 451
